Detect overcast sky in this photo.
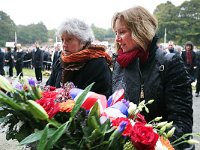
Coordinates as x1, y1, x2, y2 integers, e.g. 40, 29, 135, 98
0, 0, 187, 30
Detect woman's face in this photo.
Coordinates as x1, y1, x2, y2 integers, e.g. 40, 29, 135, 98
61, 32, 84, 55
186, 45, 192, 51
114, 19, 138, 53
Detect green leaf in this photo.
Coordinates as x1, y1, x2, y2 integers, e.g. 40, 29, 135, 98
88, 116, 100, 130
37, 124, 50, 150
100, 119, 111, 135
88, 128, 102, 141
20, 128, 56, 145
107, 129, 123, 150
89, 102, 100, 120
71, 83, 94, 119
0, 91, 24, 110
0, 75, 14, 92
27, 100, 48, 120
45, 121, 70, 150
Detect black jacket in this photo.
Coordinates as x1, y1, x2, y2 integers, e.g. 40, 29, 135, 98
32, 48, 44, 68
46, 57, 112, 98
113, 36, 193, 149
5, 51, 14, 67
181, 51, 196, 82
13, 51, 24, 67
0, 49, 5, 75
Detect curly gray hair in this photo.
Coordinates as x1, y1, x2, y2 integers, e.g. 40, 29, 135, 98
57, 18, 95, 44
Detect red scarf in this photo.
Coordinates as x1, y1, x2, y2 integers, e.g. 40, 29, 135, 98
186, 50, 192, 65
117, 49, 149, 68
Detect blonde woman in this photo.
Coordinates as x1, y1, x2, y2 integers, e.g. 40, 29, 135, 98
112, 6, 194, 150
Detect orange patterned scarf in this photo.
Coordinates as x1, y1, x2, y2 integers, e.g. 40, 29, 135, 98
60, 46, 112, 85
61, 48, 112, 65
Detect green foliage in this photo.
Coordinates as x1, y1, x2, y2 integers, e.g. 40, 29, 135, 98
0, 76, 47, 142
17, 22, 48, 44
154, 0, 200, 46
91, 24, 114, 41
0, 11, 16, 47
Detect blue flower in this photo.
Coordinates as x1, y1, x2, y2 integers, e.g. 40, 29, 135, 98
118, 121, 127, 133
28, 78, 36, 86
15, 83, 23, 90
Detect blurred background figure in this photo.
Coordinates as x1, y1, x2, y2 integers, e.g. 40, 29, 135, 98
175, 45, 183, 55
166, 41, 178, 54
4, 47, 14, 77
0, 48, 5, 76
52, 44, 61, 66
181, 41, 196, 82
195, 49, 200, 97
13, 43, 24, 78
32, 42, 44, 83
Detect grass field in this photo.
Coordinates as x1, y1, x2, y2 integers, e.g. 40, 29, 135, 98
13, 68, 51, 78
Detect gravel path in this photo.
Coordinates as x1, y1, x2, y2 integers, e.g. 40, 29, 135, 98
193, 91, 200, 150
0, 83, 199, 149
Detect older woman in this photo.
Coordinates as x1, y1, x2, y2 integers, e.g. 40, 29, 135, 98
112, 6, 194, 149
46, 18, 112, 97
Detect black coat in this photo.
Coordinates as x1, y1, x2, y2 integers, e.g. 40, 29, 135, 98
13, 51, 24, 67
181, 51, 196, 81
52, 51, 61, 65
5, 51, 14, 67
46, 57, 112, 98
32, 48, 44, 68
112, 36, 193, 149
0, 49, 5, 75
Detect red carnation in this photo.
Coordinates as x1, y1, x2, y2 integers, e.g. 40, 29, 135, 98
42, 91, 57, 99
136, 113, 146, 124
112, 117, 132, 136
36, 97, 59, 118
130, 122, 159, 150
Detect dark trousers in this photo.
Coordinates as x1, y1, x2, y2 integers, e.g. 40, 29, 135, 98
9, 66, 13, 77
15, 65, 23, 77
35, 67, 42, 81
0, 68, 5, 75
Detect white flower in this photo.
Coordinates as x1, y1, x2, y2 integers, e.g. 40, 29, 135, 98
128, 102, 137, 115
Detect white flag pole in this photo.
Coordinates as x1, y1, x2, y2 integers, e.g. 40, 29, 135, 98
15, 32, 17, 43
164, 28, 167, 48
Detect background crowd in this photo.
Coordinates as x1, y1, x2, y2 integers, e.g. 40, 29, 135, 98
0, 39, 199, 95
160, 40, 200, 97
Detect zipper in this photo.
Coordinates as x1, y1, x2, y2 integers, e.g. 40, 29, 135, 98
139, 64, 145, 103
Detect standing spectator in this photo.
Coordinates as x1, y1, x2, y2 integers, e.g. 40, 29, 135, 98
46, 49, 52, 70
175, 45, 183, 56
23, 48, 32, 69
52, 44, 61, 66
32, 42, 44, 83
166, 41, 178, 54
13, 44, 24, 77
111, 6, 194, 149
0, 48, 5, 76
181, 41, 196, 82
4, 47, 14, 77
195, 50, 200, 97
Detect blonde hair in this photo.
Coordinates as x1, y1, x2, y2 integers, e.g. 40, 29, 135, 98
112, 6, 158, 51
